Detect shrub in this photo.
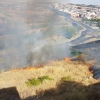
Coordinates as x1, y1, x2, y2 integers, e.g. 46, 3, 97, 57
77, 54, 84, 61
71, 51, 82, 56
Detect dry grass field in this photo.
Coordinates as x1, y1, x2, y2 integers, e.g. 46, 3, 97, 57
0, 59, 100, 100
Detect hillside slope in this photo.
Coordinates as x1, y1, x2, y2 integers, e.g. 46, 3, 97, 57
0, 60, 100, 100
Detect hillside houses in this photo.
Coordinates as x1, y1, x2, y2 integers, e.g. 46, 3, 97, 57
54, 3, 100, 20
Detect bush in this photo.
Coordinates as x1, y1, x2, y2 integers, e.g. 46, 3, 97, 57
71, 51, 82, 56
77, 54, 84, 61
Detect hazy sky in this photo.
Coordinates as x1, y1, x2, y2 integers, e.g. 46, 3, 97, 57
27, 0, 100, 6
69, 0, 100, 6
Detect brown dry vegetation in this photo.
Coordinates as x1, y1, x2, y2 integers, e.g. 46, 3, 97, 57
0, 60, 100, 100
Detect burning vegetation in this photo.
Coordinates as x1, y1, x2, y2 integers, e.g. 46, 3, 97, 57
0, 59, 100, 100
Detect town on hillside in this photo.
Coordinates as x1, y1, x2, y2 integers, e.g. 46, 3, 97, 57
54, 3, 100, 19
53, 3, 100, 29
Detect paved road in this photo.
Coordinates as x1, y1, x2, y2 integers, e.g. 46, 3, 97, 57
53, 9, 97, 45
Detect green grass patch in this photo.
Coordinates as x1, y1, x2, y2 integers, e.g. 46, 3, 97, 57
61, 76, 71, 81
26, 76, 54, 86
26, 78, 41, 86
38, 76, 54, 83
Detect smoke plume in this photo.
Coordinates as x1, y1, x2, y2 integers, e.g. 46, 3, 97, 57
0, 0, 71, 70
25, 0, 71, 66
